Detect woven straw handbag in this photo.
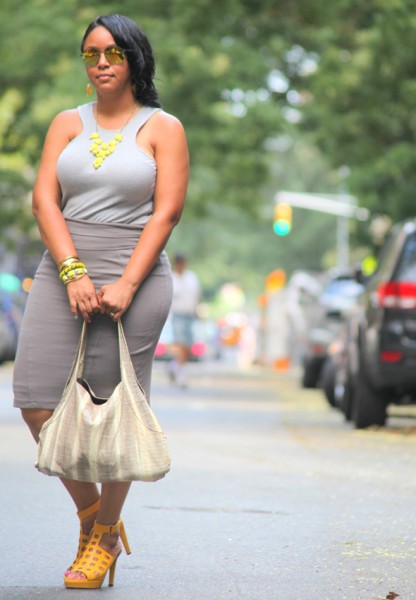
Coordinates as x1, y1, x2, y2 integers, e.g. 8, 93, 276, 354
36, 320, 171, 483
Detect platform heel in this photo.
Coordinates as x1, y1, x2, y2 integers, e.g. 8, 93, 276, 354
65, 498, 100, 575
64, 519, 131, 589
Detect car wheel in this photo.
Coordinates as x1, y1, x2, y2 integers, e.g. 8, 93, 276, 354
352, 366, 388, 429
301, 357, 322, 388
321, 358, 336, 407
337, 372, 354, 421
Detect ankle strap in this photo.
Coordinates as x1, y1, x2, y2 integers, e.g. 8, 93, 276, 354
92, 520, 121, 536
77, 498, 100, 522
90, 518, 131, 555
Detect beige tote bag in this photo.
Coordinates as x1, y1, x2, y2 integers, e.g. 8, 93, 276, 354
36, 320, 171, 483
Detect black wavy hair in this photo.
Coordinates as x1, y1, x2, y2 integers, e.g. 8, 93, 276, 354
81, 14, 161, 108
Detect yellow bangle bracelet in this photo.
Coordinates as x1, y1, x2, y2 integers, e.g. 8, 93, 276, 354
62, 267, 88, 278
59, 261, 80, 273
61, 267, 88, 284
59, 262, 85, 279
60, 264, 83, 275
58, 255, 80, 271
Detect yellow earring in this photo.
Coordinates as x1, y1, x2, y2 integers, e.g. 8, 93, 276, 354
86, 83, 93, 96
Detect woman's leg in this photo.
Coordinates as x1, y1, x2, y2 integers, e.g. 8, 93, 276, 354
21, 408, 100, 521
66, 481, 132, 581
21, 410, 132, 581
21, 408, 53, 443
97, 482, 132, 525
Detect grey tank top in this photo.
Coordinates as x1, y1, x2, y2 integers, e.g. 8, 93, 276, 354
57, 102, 161, 226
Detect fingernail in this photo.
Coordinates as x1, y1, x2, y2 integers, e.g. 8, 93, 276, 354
73, 315, 78, 320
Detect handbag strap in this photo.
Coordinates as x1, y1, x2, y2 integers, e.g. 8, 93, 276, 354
63, 320, 88, 389
65, 319, 145, 395
117, 320, 146, 395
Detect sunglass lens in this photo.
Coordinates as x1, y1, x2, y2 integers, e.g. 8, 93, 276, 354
105, 47, 125, 64
82, 51, 100, 66
81, 47, 125, 66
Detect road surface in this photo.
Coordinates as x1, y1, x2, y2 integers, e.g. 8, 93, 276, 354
0, 356, 415, 600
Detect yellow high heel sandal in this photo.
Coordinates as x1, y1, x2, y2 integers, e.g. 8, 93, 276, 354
66, 498, 100, 574
64, 519, 131, 589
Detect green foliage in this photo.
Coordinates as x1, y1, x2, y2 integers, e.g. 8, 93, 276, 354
0, 0, 292, 297
3, 0, 415, 300
168, 130, 346, 300
300, 0, 416, 222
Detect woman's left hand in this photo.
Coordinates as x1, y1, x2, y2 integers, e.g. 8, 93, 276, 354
97, 279, 136, 321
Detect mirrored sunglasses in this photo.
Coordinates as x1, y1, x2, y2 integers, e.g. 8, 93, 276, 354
81, 46, 126, 67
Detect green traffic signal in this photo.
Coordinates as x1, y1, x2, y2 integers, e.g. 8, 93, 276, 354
273, 221, 291, 235
273, 203, 292, 236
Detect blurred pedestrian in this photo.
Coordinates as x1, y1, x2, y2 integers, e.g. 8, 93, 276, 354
12, 14, 189, 589
237, 317, 257, 370
168, 254, 201, 387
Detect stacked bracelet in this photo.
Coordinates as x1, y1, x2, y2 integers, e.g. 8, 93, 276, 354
59, 262, 85, 278
57, 256, 88, 285
61, 268, 88, 285
58, 255, 80, 271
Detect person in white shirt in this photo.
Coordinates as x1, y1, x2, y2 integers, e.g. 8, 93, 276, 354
169, 254, 200, 386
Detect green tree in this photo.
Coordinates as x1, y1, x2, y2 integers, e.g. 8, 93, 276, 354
294, 0, 416, 223
0, 0, 360, 297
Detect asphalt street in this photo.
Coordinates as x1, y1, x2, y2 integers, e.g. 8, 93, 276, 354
1, 355, 416, 600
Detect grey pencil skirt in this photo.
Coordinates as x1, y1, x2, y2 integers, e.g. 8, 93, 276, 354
13, 218, 173, 410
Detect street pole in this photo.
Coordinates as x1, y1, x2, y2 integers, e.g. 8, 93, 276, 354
275, 191, 370, 269
337, 216, 349, 269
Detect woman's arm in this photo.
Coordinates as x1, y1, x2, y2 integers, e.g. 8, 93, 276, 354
98, 111, 189, 320
32, 111, 99, 322
32, 111, 78, 258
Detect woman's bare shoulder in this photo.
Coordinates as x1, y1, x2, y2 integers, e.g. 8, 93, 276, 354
47, 108, 83, 142
151, 109, 185, 133
50, 108, 80, 126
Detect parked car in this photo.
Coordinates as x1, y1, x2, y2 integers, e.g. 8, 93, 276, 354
301, 272, 363, 389
0, 289, 25, 363
320, 335, 345, 407
339, 220, 416, 428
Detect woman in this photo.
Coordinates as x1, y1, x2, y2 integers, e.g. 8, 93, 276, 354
13, 14, 189, 589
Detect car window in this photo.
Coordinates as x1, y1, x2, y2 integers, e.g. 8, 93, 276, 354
394, 233, 416, 281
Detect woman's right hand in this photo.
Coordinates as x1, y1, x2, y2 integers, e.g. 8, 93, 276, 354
66, 275, 99, 323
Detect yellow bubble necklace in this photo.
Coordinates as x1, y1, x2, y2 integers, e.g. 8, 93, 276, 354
89, 103, 138, 169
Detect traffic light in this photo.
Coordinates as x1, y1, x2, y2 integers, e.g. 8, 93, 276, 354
273, 203, 292, 235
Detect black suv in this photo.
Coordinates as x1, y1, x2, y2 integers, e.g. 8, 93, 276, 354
341, 220, 416, 428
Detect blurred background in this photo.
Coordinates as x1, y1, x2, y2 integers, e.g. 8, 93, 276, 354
1, 0, 416, 382
3, 6, 416, 593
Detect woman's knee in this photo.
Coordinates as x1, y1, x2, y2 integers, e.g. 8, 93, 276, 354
21, 408, 53, 441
